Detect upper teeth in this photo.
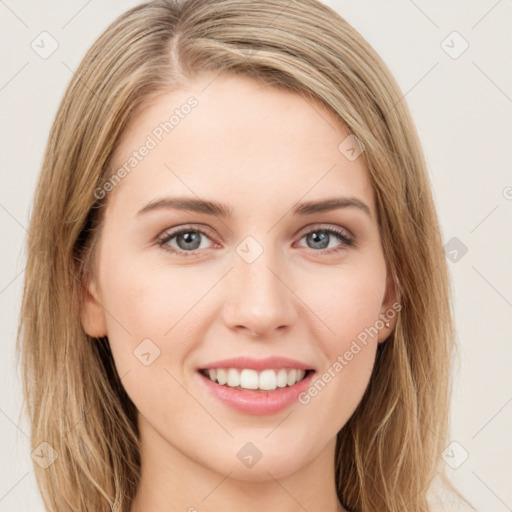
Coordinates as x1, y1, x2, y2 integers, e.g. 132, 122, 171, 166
204, 368, 307, 391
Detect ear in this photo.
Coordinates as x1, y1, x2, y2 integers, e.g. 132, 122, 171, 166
80, 274, 107, 338
377, 271, 400, 344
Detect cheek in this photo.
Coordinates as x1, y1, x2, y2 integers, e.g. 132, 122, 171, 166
98, 248, 205, 338
297, 255, 386, 409
95, 255, 204, 422
96, 249, 218, 385
296, 270, 384, 433
304, 258, 387, 350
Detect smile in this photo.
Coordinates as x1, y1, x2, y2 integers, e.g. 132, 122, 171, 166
198, 367, 312, 392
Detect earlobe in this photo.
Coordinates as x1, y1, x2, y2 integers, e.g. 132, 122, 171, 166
80, 277, 107, 338
378, 272, 400, 344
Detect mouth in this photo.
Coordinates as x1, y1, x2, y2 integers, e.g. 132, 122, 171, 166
197, 367, 315, 393
195, 356, 317, 414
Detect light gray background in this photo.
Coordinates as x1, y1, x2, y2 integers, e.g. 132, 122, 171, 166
1, 1, 511, 510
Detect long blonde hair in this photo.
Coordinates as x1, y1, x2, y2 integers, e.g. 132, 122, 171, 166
17, 0, 473, 510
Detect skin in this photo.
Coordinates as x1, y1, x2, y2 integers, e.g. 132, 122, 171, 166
81, 73, 397, 512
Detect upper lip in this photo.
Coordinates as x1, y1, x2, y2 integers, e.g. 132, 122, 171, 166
198, 356, 315, 372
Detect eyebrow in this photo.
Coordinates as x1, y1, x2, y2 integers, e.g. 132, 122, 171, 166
136, 196, 371, 218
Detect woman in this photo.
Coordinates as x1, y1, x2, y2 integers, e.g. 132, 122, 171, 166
17, 0, 473, 510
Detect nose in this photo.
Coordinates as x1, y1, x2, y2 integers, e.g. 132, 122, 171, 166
222, 246, 298, 338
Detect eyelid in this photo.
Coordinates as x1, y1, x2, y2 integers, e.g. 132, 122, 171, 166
296, 223, 353, 241
158, 223, 216, 240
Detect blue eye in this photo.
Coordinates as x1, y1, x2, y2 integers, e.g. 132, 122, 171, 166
297, 227, 354, 254
157, 225, 354, 257
157, 227, 213, 257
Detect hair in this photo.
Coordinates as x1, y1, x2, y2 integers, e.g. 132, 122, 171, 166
16, 0, 474, 510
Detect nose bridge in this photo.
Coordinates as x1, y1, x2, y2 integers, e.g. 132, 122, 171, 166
223, 236, 296, 335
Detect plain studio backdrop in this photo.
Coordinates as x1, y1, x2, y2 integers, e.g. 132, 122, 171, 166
1, 1, 511, 511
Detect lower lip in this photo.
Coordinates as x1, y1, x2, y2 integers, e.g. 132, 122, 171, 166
197, 370, 315, 415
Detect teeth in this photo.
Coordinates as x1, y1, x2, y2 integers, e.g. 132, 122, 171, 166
287, 369, 297, 386
216, 368, 227, 385
240, 369, 259, 389
227, 368, 241, 387
202, 368, 309, 391
276, 368, 288, 388
258, 369, 276, 390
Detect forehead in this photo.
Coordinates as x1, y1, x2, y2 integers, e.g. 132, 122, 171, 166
107, 73, 374, 216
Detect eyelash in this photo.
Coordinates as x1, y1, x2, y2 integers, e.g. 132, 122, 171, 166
156, 224, 355, 258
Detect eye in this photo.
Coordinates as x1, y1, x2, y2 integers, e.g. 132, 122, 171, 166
157, 224, 355, 258
296, 225, 354, 255
157, 226, 216, 257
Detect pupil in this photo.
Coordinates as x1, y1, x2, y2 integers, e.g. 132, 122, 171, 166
309, 231, 328, 249
179, 232, 201, 250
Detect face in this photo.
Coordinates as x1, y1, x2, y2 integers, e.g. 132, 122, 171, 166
82, 73, 396, 482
